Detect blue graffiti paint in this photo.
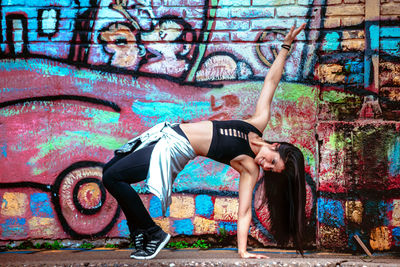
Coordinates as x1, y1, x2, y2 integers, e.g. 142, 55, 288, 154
380, 27, 400, 38
380, 40, 400, 54
76, 81, 94, 93
1, 197, 7, 209
344, 61, 363, 73
1, 218, 27, 238
364, 56, 372, 88
388, 137, 400, 177
1, 226, 27, 238
364, 200, 388, 227
2, 0, 25, 5
149, 196, 170, 218
345, 74, 363, 84
118, 220, 130, 237
393, 227, 400, 246
174, 158, 237, 192
0, 142, 6, 158
317, 198, 344, 227
131, 181, 148, 194
369, 25, 380, 51
0, 0, 76, 58
149, 196, 163, 218
30, 193, 54, 218
218, 221, 237, 234
195, 195, 213, 218
322, 32, 340, 51
378, 25, 400, 55
131, 101, 211, 126
172, 219, 194, 235
347, 228, 363, 251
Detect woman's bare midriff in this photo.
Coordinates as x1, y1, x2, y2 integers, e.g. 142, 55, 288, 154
179, 121, 213, 157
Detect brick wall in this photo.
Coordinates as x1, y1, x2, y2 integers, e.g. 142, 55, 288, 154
0, 0, 399, 252
316, 0, 400, 252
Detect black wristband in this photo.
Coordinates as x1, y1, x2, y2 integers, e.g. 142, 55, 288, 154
281, 44, 291, 51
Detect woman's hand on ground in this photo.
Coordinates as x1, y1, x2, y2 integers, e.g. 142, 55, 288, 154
239, 251, 269, 259
283, 23, 306, 45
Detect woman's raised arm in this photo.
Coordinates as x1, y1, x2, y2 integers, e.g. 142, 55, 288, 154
249, 23, 306, 132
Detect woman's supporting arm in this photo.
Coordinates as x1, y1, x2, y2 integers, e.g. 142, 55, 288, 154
237, 167, 267, 259
250, 23, 306, 132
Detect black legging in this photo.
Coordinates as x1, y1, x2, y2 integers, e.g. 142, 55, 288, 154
102, 143, 159, 235
102, 125, 188, 236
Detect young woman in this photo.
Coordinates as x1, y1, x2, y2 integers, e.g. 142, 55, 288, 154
102, 23, 307, 260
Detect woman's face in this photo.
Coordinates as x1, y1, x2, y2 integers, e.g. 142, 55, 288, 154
254, 143, 285, 173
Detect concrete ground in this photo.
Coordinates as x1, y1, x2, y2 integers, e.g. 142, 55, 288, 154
1, 248, 400, 267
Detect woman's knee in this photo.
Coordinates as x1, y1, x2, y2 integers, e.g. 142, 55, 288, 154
102, 168, 115, 190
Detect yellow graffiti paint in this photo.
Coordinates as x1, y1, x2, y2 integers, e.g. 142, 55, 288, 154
214, 197, 238, 221
343, 30, 365, 39
193, 216, 217, 235
345, 200, 363, 224
169, 195, 195, 218
28, 217, 58, 238
153, 218, 170, 234
317, 64, 345, 84
1, 192, 27, 217
342, 39, 365, 51
370, 226, 391, 251
77, 182, 101, 209
319, 225, 346, 248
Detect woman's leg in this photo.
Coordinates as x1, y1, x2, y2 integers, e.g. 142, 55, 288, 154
102, 144, 159, 234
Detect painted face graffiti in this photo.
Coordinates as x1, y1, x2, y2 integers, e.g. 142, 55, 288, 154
99, 23, 145, 70
140, 16, 194, 77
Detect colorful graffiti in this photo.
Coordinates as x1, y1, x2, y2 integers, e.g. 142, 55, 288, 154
0, 58, 318, 243
314, 0, 400, 252
0, 0, 399, 252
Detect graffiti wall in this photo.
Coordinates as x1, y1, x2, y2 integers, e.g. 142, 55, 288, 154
0, 0, 399, 252
315, 0, 400, 252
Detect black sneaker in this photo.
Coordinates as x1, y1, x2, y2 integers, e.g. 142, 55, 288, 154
131, 231, 145, 253
130, 229, 170, 260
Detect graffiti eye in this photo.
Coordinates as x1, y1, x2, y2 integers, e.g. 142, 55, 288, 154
114, 37, 127, 45
159, 30, 166, 39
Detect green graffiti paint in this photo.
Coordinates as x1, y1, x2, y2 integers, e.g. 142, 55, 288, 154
0, 104, 39, 117
327, 132, 347, 151
0, 58, 138, 86
1, 102, 119, 126
28, 131, 125, 175
275, 82, 317, 103
320, 90, 362, 120
81, 108, 120, 124
213, 81, 317, 103
321, 90, 355, 103
300, 147, 316, 169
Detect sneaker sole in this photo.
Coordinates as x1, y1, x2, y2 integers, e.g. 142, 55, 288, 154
130, 234, 171, 260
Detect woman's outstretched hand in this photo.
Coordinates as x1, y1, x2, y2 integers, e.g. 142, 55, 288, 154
239, 251, 269, 259
283, 23, 306, 45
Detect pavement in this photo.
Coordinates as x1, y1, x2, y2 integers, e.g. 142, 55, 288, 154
2, 248, 400, 267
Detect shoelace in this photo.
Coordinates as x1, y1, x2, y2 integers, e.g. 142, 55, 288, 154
134, 233, 145, 250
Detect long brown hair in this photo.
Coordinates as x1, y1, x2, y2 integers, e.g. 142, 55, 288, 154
261, 141, 306, 255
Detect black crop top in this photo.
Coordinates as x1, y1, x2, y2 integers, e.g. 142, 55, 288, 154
206, 120, 263, 165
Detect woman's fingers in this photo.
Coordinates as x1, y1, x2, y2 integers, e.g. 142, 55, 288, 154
241, 252, 269, 259
255, 254, 269, 259
293, 23, 306, 36
289, 24, 295, 35
285, 23, 306, 43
